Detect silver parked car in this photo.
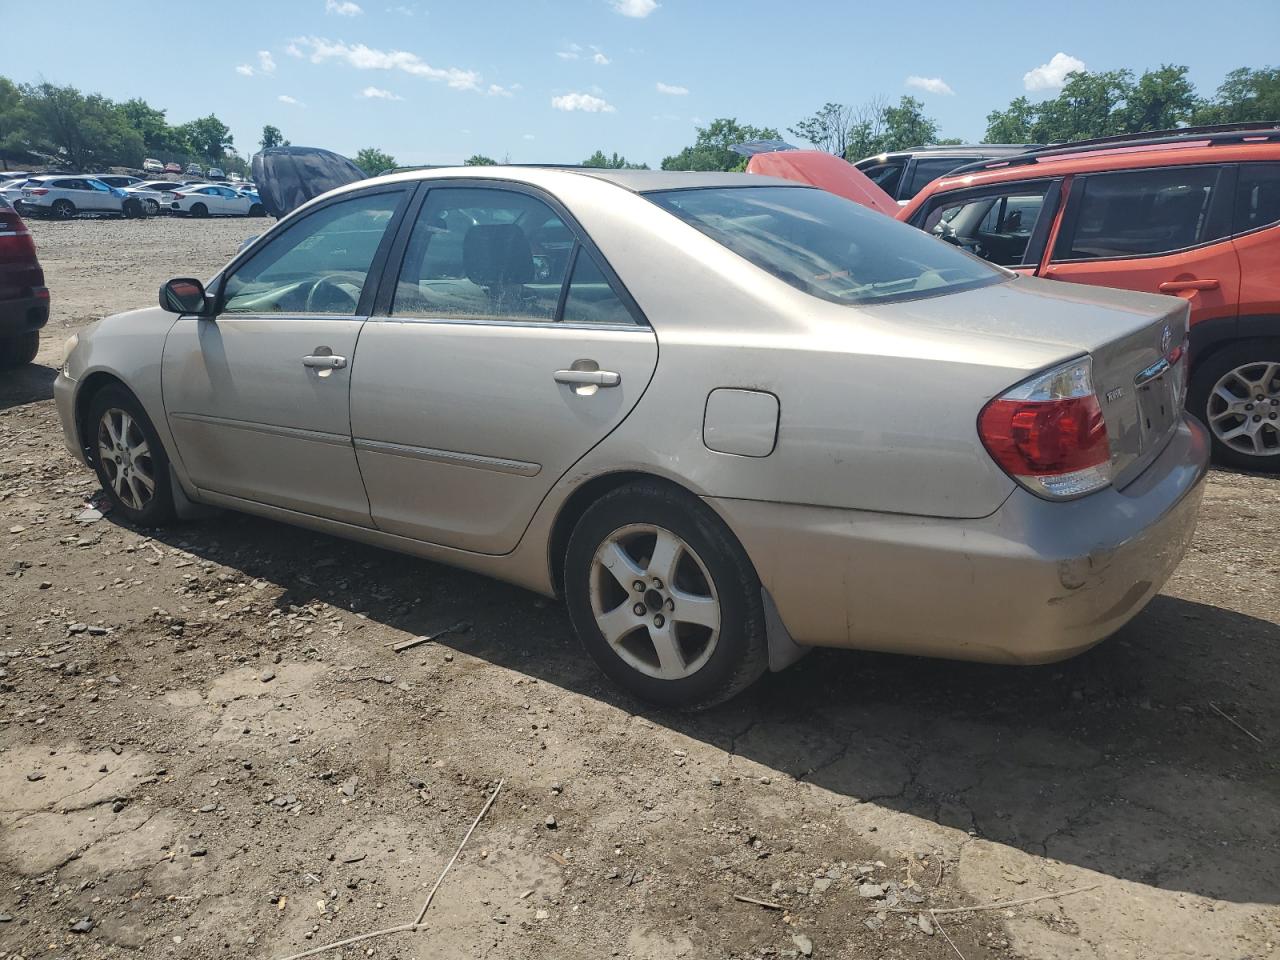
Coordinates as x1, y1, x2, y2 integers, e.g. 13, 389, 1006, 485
54, 167, 1208, 707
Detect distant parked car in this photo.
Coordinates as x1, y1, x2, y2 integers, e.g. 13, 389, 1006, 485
854, 144, 1043, 204
143, 158, 164, 174
18, 175, 146, 220
0, 195, 48, 369
169, 183, 265, 217
228, 172, 243, 183
186, 163, 203, 176
0, 177, 35, 206
164, 162, 182, 175
125, 180, 182, 216
206, 167, 226, 181
93, 175, 144, 190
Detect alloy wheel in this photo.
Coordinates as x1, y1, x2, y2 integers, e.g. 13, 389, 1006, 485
589, 523, 721, 681
96, 407, 156, 510
1206, 361, 1280, 458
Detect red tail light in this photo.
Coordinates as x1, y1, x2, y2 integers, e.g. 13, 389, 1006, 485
28, 188, 48, 196
172, 192, 185, 199
0, 204, 39, 266
978, 357, 1112, 499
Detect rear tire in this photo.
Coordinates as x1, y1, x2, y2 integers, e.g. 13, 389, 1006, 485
122, 198, 142, 219
190, 202, 208, 218
248, 203, 265, 218
0, 331, 39, 369
86, 385, 176, 527
1188, 338, 1280, 472
51, 199, 75, 220
564, 481, 768, 710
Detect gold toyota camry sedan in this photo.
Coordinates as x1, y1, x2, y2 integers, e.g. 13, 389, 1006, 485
55, 165, 1209, 708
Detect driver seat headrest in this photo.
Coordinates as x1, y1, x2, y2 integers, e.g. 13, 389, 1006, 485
463, 224, 533, 286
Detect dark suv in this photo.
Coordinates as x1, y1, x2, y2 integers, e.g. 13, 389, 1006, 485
854, 144, 1042, 204
0, 195, 48, 368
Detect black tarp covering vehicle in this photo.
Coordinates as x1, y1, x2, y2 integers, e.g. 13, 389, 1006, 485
250, 146, 368, 219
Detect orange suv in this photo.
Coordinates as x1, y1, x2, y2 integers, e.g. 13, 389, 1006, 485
899, 123, 1280, 471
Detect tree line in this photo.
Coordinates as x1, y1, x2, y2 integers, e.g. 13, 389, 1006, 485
4, 64, 1274, 178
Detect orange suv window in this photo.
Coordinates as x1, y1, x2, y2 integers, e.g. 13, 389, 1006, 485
1235, 163, 1280, 234
1052, 166, 1227, 261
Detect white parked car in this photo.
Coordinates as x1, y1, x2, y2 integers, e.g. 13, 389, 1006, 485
93, 174, 144, 190
0, 177, 34, 205
169, 183, 266, 218
19, 175, 147, 219
143, 158, 164, 174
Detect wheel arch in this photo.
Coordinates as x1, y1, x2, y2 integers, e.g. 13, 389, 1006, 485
73, 371, 133, 462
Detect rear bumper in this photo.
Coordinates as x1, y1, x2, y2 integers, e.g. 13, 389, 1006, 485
0, 289, 49, 336
712, 415, 1209, 664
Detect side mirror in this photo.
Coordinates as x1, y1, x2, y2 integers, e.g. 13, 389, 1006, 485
160, 277, 211, 315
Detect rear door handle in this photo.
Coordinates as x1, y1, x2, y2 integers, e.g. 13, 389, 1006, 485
554, 369, 620, 387
303, 354, 347, 369
1159, 279, 1219, 293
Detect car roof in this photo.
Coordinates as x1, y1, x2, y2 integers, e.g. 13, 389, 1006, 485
393, 167, 804, 194
861, 144, 1040, 162
912, 124, 1280, 200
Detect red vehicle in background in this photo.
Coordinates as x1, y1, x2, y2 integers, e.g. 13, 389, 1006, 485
897, 124, 1280, 471
0, 194, 48, 368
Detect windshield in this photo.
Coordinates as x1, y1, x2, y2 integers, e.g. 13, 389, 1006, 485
648, 185, 1005, 305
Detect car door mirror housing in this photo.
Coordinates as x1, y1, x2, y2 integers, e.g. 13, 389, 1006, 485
160, 277, 212, 315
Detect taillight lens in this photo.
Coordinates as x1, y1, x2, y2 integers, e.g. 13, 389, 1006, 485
978, 356, 1112, 499
29, 188, 49, 196
172, 193, 185, 199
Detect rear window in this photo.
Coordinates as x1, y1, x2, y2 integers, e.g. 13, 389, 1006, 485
904, 157, 977, 199
1053, 166, 1224, 261
647, 185, 1004, 305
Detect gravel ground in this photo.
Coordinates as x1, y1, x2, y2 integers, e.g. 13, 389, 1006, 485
1, 217, 1278, 960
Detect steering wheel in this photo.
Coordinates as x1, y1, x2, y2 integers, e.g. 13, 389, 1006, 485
305, 274, 360, 313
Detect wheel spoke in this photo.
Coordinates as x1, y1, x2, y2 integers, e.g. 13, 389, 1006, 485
119, 412, 135, 446
129, 440, 150, 462
597, 602, 640, 646
98, 443, 115, 464
1212, 385, 1240, 408
645, 529, 682, 586
110, 467, 126, 498
127, 474, 148, 507
647, 623, 687, 679
670, 588, 720, 631
133, 468, 156, 494
103, 413, 121, 447
598, 541, 646, 591
1220, 423, 1248, 441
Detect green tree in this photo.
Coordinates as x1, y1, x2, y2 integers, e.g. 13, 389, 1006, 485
0, 77, 33, 169
259, 124, 286, 150
582, 150, 648, 169
464, 154, 498, 166
984, 95, 1038, 143
24, 82, 144, 169
879, 96, 939, 152
179, 114, 234, 162
660, 118, 781, 171
1194, 66, 1280, 124
354, 147, 397, 175
789, 102, 856, 157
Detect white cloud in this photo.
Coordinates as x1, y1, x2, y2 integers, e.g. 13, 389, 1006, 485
613, 0, 658, 17
1024, 52, 1086, 91
325, 0, 363, 15
286, 42, 303, 58
523, 133, 536, 140
278, 94, 302, 105
905, 75, 954, 96
592, 51, 610, 65
291, 36, 484, 91
235, 64, 255, 76
551, 92, 616, 113
557, 42, 582, 60
387, 3, 415, 13
361, 85, 403, 100
257, 50, 277, 74
655, 81, 687, 95
487, 83, 514, 97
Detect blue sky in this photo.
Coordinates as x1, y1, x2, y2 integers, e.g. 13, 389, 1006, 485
12, 0, 1279, 167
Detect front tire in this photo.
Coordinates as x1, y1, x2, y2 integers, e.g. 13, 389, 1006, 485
1189, 338, 1280, 471
144, 198, 160, 216
0, 331, 39, 369
122, 198, 142, 219
564, 481, 768, 709
86, 385, 176, 526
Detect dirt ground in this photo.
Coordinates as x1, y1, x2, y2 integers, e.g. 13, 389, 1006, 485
2, 217, 1277, 960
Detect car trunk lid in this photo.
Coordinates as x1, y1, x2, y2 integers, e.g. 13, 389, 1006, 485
251, 146, 369, 219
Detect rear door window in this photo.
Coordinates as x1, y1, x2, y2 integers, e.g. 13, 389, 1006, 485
1052, 166, 1226, 261
904, 157, 976, 200
1234, 162, 1280, 234
391, 187, 573, 323
917, 183, 1054, 268
561, 249, 637, 325
859, 162, 906, 199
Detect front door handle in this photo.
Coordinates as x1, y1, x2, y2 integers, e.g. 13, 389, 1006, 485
554, 369, 620, 387
303, 354, 347, 369
1159, 279, 1219, 293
